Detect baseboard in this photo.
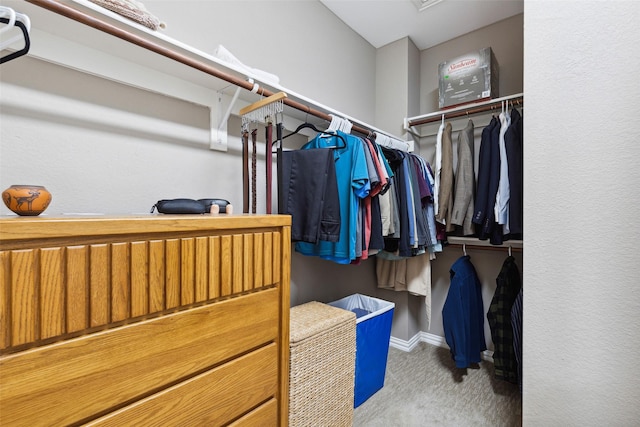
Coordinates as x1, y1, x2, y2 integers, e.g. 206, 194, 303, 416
420, 331, 448, 348
389, 333, 422, 352
389, 331, 494, 363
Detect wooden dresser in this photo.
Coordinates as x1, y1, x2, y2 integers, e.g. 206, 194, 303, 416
0, 214, 291, 426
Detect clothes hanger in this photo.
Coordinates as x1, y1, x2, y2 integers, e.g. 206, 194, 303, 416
326, 114, 352, 135
0, 6, 16, 36
0, 12, 31, 50
282, 122, 347, 149
341, 117, 353, 134
0, 17, 30, 65
327, 114, 340, 133
0, 7, 30, 50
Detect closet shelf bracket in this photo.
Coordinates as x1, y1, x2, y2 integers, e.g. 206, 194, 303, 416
24, 0, 411, 149
210, 86, 242, 152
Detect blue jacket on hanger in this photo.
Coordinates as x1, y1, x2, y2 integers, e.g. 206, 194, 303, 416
443, 255, 487, 368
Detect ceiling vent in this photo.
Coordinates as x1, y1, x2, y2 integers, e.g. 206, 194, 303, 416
412, 0, 445, 12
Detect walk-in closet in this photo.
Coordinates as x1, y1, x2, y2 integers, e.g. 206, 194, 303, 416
1, 1, 638, 425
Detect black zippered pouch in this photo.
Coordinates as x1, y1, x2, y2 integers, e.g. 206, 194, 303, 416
151, 198, 230, 214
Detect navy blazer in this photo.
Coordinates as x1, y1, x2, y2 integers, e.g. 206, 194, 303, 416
472, 117, 496, 227
473, 116, 501, 242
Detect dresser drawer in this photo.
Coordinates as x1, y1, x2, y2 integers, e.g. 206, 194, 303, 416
88, 343, 279, 426
228, 398, 278, 427
0, 289, 279, 426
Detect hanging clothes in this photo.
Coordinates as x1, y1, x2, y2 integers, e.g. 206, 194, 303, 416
472, 115, 502, 244
422, 161, 441, 255
495, 110, 512, 234
435, 122, 454, 233
505, 108, 523, 239
357, 137, 383, 261
363, 138, 389, 256
284, 127, 437, 265
511, 287, 523, 392
434, 121, 444, 218
406, 155, 425, 251
410, 154, 436, 252
451, 119, 476, 236
442, 255, 486, 369
295, 130, 370, 264
472, 117, 495, 226
487, 255, 522, 383
376, 253, 432, 328
402, 154, 419, 249
379, 182, 394, 236
377, 149, 441, 258
369, 195, 384, 255
281, 148, 341, 244
381, 148, 412, 257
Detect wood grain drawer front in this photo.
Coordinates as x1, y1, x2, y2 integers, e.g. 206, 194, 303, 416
0, 230, 282, 351
0, 289, 280, 427
88, 344, 278, 426
227, 399, 278, 427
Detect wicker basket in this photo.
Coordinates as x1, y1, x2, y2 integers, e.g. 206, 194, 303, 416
289, 301, 356, 427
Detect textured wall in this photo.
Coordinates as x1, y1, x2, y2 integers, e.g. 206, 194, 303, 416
0, 1, 395, 333
524, 1, 640, 424
0, 1, 375, 216
148, 0, 377, 123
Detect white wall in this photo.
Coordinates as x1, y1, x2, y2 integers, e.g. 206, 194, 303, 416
0, 0, 376, 216
0, 0, 383, 323
1, 58, 231, 214
148, 0, 377, 122
524, 1, 640, 424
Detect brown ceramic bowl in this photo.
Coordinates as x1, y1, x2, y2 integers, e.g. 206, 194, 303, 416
2, 185, 52, 216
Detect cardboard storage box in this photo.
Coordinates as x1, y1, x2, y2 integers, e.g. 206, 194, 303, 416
438, 47, 499, 109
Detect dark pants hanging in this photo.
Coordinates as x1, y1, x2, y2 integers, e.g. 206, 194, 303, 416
281, 148, 340, 243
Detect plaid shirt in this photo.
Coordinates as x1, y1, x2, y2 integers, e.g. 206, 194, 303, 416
487, 256, 522, 383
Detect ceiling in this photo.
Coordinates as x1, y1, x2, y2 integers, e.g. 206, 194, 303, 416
319, 0, 524, 50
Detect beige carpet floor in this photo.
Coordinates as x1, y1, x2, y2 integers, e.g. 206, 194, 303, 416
353, 342, 522, 427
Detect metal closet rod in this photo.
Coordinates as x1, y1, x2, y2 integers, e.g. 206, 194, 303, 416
449, 243, 523, 254
446, 236, 523, 253
26, 0, 380, 139
407, 93, 524, 127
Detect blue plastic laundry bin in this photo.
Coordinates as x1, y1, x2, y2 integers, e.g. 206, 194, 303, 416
328, 294, 395, 408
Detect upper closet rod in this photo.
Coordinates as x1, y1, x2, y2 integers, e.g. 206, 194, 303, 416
405, 93, 524, 128
26, 0, 407, 150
